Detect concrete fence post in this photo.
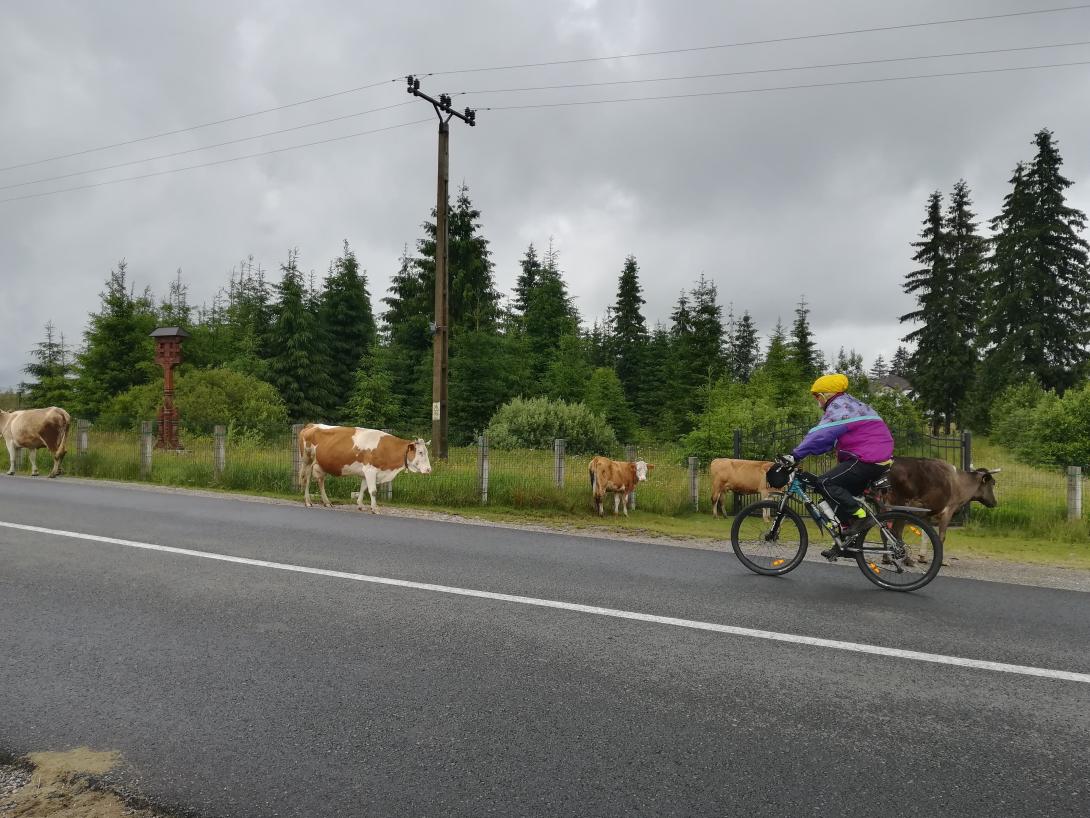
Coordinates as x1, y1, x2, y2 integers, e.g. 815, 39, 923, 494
688, 456, 699, 512
554, 439, 566, 488
1067, 466, 1083, 521
478, 434, 489, 504
625, 443, 638, 511
291, 423, 304, 489
140, 421, 153, 479
213, 425, 226, 480
77, 419, 90, 456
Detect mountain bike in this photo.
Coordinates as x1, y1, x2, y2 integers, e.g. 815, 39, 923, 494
729, 465, 943, 592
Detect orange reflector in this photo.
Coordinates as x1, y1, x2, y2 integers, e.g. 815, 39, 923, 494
909, 526, 922, 536
771, 559, 785, 567
868, 563, 881, 574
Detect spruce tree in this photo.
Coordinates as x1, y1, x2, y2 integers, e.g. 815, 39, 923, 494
267, 250, 335, 422
320, 240, 377, 415
757, 320, 803, 406
727, 311, 760, 382
584, 367, 638, 443
609, 255, 650, 419
980, 130, 1090, 397
901, 190, 962, 431
513, 243, 543, 319
74, 260, 158, 417
869, 355, 889, 380
788, 296, 820, 380
890, 346, 911, 378
542, 333, 593, 403
522, 241, 580, 383
689, 275, 725, 385
21, 321, 75, 407
159, 269, 191, 326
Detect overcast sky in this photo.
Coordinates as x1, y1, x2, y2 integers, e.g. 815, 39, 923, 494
3, 0, 1089, 389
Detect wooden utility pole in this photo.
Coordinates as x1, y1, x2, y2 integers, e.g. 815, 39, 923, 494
407, 75, 476, 460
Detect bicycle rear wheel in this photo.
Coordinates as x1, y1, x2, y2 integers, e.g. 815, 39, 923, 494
730, 500, 808, 576
854, 510, 943, 592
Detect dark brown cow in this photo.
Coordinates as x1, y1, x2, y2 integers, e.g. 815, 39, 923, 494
298, 424, 431, 512
888, 456, 999, 541
0, 407, 71, 478
589, 455, 653, 517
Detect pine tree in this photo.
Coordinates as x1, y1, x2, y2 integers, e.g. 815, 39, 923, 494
522, 240, 580, 383
609, 255, 650, 419
267, 249, 335, 422
74, 260, 159, 417
320, 240, 377, 415
869, 355, 888, 380
159, 269, 191, 327
21, 321, 75, 407
980, 129, 1090, 397
788, 296, 820, 380
689, 275, 725, 385
756, 320, 803, 406
641, 323, 678, 437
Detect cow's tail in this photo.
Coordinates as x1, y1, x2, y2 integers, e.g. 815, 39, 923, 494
54, 409, 70, 458
589, 461, 597, 491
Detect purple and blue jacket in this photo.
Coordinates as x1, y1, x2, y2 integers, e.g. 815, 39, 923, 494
792, 393, 894, 464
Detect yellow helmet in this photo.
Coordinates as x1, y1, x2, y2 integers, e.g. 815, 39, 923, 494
810, 373, 849, 395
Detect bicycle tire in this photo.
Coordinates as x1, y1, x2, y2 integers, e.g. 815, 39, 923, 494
730, 500, 808, 576
854, 510, 943, 592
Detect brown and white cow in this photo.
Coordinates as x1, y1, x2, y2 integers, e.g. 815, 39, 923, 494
888, 456, 999, 541
0, 407, 71, 478
709, 458, 778, 518
589, 455, 653, 517
297, 424, 432, 513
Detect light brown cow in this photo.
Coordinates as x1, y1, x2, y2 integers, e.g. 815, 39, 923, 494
709, 457, 777, 518
298, 424, 431, 512
1, 407, 71, 478
589, 455, 653, 517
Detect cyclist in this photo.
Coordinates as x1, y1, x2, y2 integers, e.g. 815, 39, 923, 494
777, 373, 894, 560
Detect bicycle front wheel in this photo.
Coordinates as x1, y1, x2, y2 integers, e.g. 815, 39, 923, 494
730, 500, 808, 576
855, 510, 943, 592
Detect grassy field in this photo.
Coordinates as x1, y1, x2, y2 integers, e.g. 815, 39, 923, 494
1, 428, 1087, 567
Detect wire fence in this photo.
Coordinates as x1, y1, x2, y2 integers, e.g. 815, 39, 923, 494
1, 419, 1086, 538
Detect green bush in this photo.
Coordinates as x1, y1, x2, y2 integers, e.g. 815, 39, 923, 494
485, 396, 618, 454
97, 368, 288, 439
991, 380, 1090, 467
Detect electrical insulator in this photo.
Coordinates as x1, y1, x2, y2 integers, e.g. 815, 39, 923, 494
413, 77, 420, 92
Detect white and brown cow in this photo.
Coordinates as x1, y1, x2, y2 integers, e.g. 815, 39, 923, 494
0, 406, 71, 478
589, 455, 654, 517
709, 457, 778, 518
298, 424, 431, 512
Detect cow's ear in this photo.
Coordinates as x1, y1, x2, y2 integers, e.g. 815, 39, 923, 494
648, 463, 656, 472
425, 439, 432, 447
407, 443, 416, 457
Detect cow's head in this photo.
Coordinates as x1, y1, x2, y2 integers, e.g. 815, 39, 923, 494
964, 467, 1000, 508
406, 438, 433, 474
635, 460, 654, 482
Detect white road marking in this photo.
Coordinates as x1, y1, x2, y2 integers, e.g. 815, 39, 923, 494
3, 519, 1089, 685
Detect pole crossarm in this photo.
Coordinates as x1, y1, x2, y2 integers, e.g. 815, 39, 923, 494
406, 75, 477, 125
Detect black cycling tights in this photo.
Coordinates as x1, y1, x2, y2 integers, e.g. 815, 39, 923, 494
816, 460, 889, 523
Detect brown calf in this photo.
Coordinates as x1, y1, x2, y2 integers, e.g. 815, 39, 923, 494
589, 455, 653, 517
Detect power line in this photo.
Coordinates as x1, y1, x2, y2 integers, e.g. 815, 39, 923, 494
6, 5, 1088, 175
0, 102, 413, 192
0, 77, 403, 174
478, 59, 1090, 111
420, 3, 1090, 76
0, 118, 432, 204
454, 40, 1090, 95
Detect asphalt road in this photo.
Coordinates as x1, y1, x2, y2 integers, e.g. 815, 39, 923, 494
2, 477, 1088, 817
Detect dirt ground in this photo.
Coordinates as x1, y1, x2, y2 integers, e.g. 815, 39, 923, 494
0, 749, 166, 818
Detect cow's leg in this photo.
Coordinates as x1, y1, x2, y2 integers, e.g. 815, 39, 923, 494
613, 492, 621, 516
364, 469, 379, 513
621, 490, 630, 517
317, 469, 333, 508
760, 490, 772, 522
27, 447, 39, 477
711, 484, 721, 518
594, 490, 603, 516
4, 438, 14, 476
302, 461, 314, 507
355, 479, 366, 511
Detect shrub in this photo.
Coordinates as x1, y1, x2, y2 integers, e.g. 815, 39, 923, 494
97, 368, 288, 439
485, 396, 618, 454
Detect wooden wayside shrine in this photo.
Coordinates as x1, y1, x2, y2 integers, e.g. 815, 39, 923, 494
150, 326, 188, 450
